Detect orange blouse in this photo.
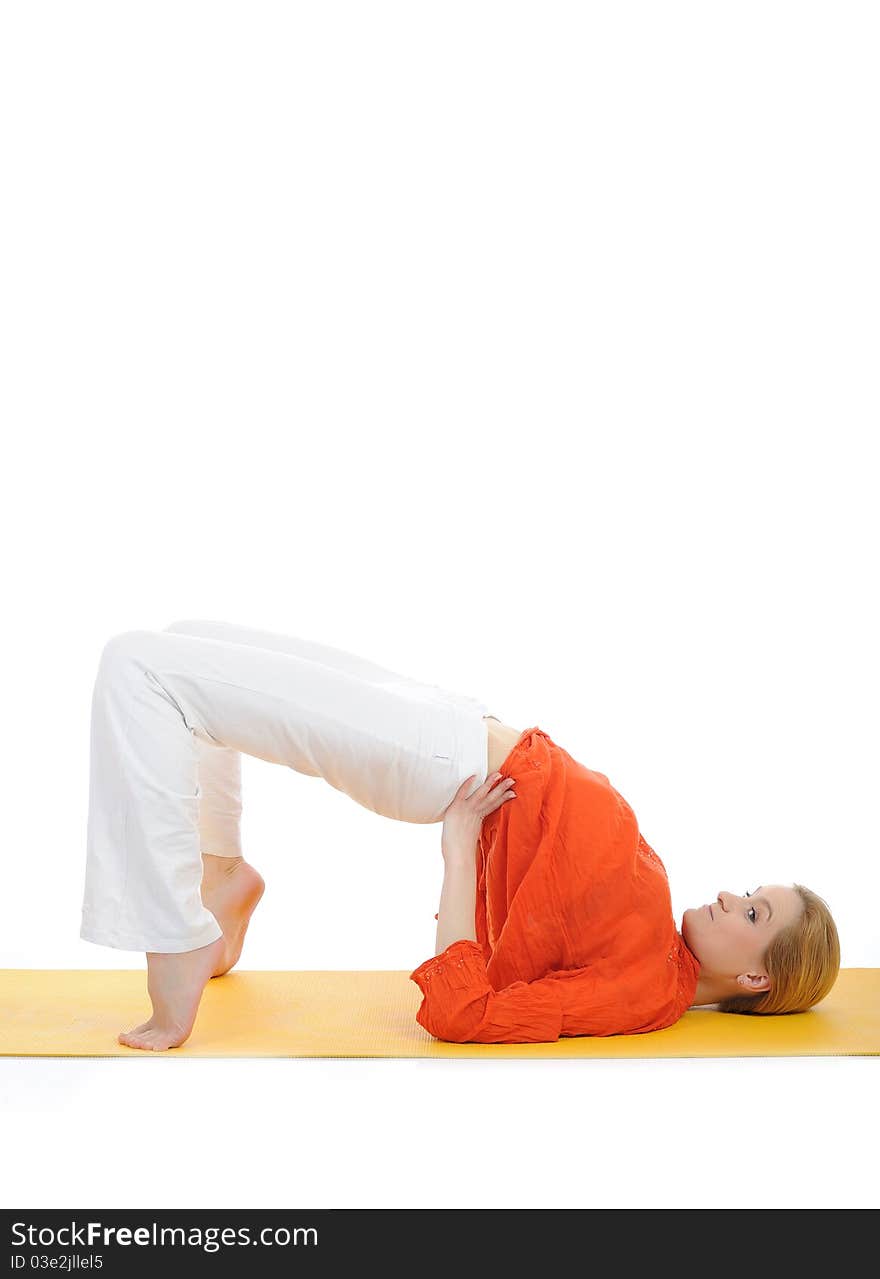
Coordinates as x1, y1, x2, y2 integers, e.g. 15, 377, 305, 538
409, 726, 701, 1043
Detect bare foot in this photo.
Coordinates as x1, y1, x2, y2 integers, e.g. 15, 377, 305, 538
116, 857, 266, 1051
200, 855, 266, 978
118, 937, 224, 1052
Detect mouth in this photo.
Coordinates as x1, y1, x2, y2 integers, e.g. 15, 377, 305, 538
707, 904, 714, 920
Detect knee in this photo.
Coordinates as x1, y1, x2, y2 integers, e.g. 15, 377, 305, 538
95, 629, 156, 676
164, 619, 212, 637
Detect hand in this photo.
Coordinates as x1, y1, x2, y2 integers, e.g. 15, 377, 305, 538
441, 771, 517, 862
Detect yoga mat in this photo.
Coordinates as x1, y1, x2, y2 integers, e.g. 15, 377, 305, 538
0, 967, 876, 1058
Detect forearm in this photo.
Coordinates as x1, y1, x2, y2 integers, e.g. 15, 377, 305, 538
434, 842, 478, 954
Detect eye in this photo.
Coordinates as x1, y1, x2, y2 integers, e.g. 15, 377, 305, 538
745, 889, 757, 924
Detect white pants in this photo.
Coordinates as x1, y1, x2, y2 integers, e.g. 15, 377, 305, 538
80, 619, 491, 953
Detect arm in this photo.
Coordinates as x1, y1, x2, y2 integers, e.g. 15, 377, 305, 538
415, 768, 572, 1045
434, 842, 478, 954
433, 768, 514, 954
425, 830, 566, 1044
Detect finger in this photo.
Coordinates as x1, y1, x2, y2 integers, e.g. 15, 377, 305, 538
483, 775, 515, 803
486, 782, 517, 810
480, 772, 505, 793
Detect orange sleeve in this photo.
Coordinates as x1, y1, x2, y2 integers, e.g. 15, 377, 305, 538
409, 939, 566, 1044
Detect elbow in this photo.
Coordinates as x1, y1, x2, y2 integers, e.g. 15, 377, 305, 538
415, 1000, 489, 1045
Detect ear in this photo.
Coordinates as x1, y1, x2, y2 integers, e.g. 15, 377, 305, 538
737, 972, 771, 993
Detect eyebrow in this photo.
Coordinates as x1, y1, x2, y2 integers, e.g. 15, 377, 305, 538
755, 886, 773, 921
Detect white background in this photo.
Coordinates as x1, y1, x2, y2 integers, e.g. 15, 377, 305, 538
1, 0, 877, 1210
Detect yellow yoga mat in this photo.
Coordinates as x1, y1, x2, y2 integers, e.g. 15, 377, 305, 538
0, 967, 877, 1058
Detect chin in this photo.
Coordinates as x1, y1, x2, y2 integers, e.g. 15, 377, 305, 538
680, 908, 698, 944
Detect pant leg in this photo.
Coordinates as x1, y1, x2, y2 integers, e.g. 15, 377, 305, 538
81, 624, 490, 953
81, 631, 225, 954
162, 617, 489, 859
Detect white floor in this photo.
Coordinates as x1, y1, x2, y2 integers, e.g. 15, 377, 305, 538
1, 1056, 876, 1210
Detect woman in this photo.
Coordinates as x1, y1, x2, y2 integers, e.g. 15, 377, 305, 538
80, 619, 840, 1051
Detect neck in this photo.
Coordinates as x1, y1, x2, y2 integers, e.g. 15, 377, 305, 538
689, 971, 744, 1008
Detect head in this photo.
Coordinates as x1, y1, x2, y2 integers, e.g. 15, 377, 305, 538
681, 883, 840, 1015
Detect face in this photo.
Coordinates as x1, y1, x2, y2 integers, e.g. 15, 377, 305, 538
681, 884, 804, 992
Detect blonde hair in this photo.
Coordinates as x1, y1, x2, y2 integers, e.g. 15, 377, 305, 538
717, 884, 840, 1016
